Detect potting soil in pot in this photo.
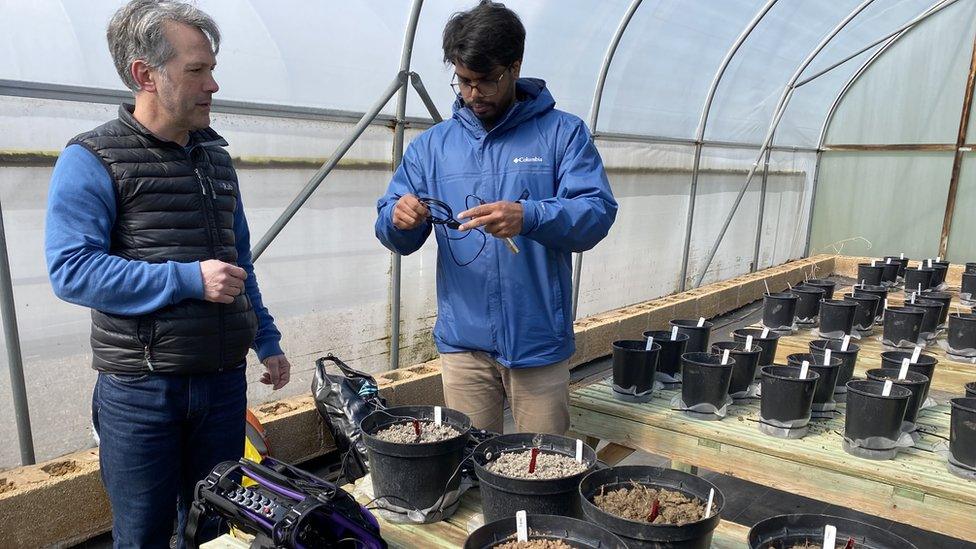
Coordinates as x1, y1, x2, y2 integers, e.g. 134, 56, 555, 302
486, 450, 588, 480
374, 421, 462, 443
592, 482, 713, 526
494, 539, 572, 549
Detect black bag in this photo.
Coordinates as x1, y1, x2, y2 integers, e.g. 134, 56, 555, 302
312, 354, 386, 484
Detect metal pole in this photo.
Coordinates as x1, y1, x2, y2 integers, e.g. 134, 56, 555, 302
390, 0, 425, 369
752, 147, 772, 272
409, 72, 443, 123
0, 203, 35, 465
679, 0, 779, 291
251, 73, 406, 261
693, 0, 876, 289
939, 27, 976, 257
572, 0, 644, 320
806, 0, 959, 255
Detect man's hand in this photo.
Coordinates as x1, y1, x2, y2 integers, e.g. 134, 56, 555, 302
261, 354, 291, 390
200, 260, 246, 304
392, 194, 430, 230
458, 201, 523, 237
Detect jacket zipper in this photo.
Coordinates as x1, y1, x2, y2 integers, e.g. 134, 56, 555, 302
193, 157, 225, 368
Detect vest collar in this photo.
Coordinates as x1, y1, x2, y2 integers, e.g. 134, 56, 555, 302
118, 103, 229, 149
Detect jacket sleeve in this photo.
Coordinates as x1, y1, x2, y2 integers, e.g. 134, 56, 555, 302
374, 142, 432, 255
519, 120, 618, 253
45, 144, 204, 315
234, 192, 284, 361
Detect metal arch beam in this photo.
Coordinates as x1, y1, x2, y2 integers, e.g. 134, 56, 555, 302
571, 0, 645, 320
678, 0, 779, 291
390, 0, 425, 370
804, 0, 962, 255
692, 0, 878, 289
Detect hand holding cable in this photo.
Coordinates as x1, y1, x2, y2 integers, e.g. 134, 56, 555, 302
392, 193, 430, 230
457, 201, 523, 254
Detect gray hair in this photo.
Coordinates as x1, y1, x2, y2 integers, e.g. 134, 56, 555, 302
107, 0, 221, 92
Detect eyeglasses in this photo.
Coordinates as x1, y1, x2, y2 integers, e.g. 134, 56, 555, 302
450, 67, 510, 97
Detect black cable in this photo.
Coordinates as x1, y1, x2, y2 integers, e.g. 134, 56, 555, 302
394, 194, 489, 267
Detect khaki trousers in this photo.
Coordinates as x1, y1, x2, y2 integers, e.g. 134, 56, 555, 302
439, 352, 570, 435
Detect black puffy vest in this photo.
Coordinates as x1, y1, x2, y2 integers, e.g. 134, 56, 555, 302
69, 104, 257, 374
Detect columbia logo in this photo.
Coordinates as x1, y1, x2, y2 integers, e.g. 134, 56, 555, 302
219, 181, 234, 191
513, 156, 544, 164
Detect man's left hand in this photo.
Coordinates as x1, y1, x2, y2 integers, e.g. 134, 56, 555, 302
261, 354, 291, 390
457, 201, 523, 237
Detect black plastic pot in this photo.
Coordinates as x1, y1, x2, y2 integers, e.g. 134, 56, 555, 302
579, 466, 724, 549
880, 351, 938, 404
908, 298, 943, 341
711, 341, 761, 397
967, 382, 976, 398
843, 292, 879, 333
670, 319, 714, 354
809, 339, 860, 394
612, 340, 661, 401
930, 261, 949, 288
881, 260, 901, 286
920, 291, 953, 326
804, 278, 836, 300
464, 514, 628, 549
950, 398, 976, 470
748, 514, 917, 549
817, 299, 856, 339
361, 406, 471, 516
680, 352, 734, 413
857, 262, 885, 286
947, 313, 976, 358
644, 330, 689, 383
866, 369, 929, 426
787, 353, 842, 412
792, 285, 825, 325
967, 262, 976, 274
474, 433, 596, 523
844, 380, 911, 457
762, 292, 798, 332
963, 272, 976, 303
732, 328, 781, 373
852, 284, 888, 324
882, 306, 925, 348
759, 366, 819, 437
903, 267, 934, 294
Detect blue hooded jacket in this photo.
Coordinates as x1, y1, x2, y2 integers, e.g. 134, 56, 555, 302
375, 78, 617, 368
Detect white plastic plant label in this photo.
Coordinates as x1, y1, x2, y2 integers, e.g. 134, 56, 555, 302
900, 252, 905, 259
722, 349, 730, 365
697, 317, 705, 327
928, 258, 933, 268
824, 349, 832, 365
887, 258, 892, 264
822, 525, 837, 549
911, 346, 921, 363
871, 260, 877, 267
645, 336, 654, 351
516, 510, 528, 542
899, 358, 910, 380
704, 488, 715, 519
800, 360, 810, 379
671, 326, 679, 340
841, 335, 851, 351
882, 379, 893, 396
764, 280, 771, 295
911, 292, 916, 304
745, 335, 754, 351
575, 439, 583, 463
937, 256, 942, 262
434, 406, 442, 426
884, 298, 889, 310
762, 327, 770, 338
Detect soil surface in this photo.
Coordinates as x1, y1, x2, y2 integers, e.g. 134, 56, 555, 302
373, 421, 461, 443
41, 460, 80, 477
486, 450, 588, 479
0, 478, 14, 494
494, 539, 572, 549
593, 482, 712, 525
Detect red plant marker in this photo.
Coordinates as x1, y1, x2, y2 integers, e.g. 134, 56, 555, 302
412, 419, 421, 437
647, 499, 660, 522
528, 447, 540, 474
844, 537, 855, 549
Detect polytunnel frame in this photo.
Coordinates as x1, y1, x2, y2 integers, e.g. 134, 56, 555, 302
0, 0, 971, 466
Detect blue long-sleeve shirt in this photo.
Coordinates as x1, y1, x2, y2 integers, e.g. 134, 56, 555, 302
45, 144, 283, 361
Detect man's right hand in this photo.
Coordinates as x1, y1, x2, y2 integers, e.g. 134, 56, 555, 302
200, 260, 246, 304
392, 194, 430, 230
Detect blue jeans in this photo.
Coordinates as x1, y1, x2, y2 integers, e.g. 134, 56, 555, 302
92, 367, 247, 548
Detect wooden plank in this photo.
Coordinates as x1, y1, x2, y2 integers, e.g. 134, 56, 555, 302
597, 442, 636, 466
569, 380, 976, 540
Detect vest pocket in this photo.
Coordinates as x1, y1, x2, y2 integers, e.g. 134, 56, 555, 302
137, 317, 158, 371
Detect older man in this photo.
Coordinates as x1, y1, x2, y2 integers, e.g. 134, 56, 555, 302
44, 1, 289, 546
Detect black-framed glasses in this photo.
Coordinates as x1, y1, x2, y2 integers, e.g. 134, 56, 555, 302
450, 67, 510, 97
